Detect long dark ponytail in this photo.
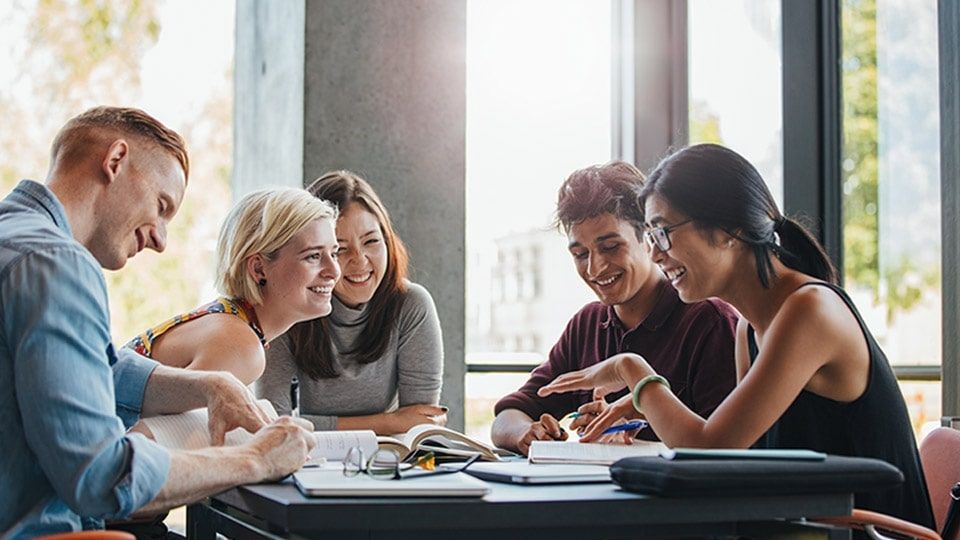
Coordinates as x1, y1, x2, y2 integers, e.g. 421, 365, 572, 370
639, 144, 837, 287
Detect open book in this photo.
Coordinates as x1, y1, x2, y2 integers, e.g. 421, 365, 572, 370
138, 400, 369, 463
376, 424, 502, 462
138, 399, 279, 449
138, 405, 501, 462
528, 440, 667, 465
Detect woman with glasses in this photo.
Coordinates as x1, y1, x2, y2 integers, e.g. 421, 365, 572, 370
256, 171, 445, 435
539, 144, 933, 527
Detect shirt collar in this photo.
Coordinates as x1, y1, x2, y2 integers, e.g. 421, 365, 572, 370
600, 280, 681, 333
8, 179, 73, 237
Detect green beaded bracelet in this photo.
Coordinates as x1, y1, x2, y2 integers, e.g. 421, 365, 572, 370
631, 374, 671, 413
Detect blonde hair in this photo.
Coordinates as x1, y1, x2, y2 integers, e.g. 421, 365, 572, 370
216, 188, 338, 304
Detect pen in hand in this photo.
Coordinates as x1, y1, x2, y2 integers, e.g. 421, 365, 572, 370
290, 376, 300, 418
600, 420, 648, 435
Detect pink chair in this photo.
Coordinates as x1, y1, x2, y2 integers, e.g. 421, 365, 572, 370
920, 427, 960, 539
819, 427, 960, 540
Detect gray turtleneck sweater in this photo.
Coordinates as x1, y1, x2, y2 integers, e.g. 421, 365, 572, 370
255, 281, 443, 431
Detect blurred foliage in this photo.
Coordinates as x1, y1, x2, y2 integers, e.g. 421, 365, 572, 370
842, 0, 880, 295
0, 0, 232, 343
842, 0, 936, 322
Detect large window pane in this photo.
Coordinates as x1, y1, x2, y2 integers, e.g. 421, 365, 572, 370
465, 0, 612, 441
841, 0, 940, 431
687, 0, 783, 203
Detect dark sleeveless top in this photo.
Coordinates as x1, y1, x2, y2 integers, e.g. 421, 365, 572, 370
749, 282, 933, 528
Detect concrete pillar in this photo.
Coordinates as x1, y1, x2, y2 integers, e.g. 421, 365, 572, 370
233, 0, 305, 195
234, 0, 467, 430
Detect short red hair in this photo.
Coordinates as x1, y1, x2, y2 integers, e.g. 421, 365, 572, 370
51, 106, 190, 182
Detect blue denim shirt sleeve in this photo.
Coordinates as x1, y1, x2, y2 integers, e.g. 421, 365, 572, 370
2, 246, 170, 518
112, 346, 161, 428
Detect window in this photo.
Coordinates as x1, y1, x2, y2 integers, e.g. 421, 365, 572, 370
0, 0, 234, 344
464, 0, 613, 441
841, 0, 941, 435
687, 0, 783, 203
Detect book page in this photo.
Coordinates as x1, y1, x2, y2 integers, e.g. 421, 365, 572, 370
140, 399, 277, 450
312, 430, 378, 461
528, 440, 667, 465
396, 424, 500, 460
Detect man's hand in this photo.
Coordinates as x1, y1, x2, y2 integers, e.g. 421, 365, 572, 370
205, 372, 274, 446
246, 416, 318, 481
516, 413, 568, 456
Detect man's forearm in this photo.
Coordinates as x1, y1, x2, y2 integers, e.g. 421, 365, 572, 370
135, 446, 261, 515
135, 417, 314, 516
141, 366, 223, 416
491, 409, 533, 452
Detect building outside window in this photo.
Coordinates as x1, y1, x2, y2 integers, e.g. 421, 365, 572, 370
464, 0, 610, 441
687, 0, 783, 205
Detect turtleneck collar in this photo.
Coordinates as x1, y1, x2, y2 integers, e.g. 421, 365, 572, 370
329, 294, 371, 327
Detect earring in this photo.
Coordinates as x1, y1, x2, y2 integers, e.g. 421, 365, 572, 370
258, 278, 267, 287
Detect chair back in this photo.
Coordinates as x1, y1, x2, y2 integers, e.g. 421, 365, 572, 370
920, 426, 960, 539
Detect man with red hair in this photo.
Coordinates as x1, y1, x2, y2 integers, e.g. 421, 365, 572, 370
0, 107, 316, 538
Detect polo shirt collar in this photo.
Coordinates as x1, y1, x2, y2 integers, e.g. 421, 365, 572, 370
9, 179, 73, 237
601, 280, 680, 333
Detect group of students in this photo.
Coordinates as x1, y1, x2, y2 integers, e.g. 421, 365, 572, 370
0, 105, 934, 538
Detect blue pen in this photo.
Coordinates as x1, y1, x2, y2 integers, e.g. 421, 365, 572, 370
600, 420, 648, 435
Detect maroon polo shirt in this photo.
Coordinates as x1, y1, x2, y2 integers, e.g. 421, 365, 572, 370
495, 282, 739, 436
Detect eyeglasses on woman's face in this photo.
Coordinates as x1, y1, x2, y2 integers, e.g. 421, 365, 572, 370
342, 447, 479, 480
643, 219, 693, 252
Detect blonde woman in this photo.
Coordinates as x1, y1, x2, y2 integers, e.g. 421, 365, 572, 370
126, 188, 341, 385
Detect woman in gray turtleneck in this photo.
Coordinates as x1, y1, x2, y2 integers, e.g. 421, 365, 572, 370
256, 171, 445, 434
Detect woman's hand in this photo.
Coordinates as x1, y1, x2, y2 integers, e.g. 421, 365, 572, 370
567, 388, 639, 435
538, 353, 653, 400
385, 404, 448, 433
578, 394, 643, 443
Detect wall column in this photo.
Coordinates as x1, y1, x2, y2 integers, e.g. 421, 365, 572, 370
235, 0, 467, 430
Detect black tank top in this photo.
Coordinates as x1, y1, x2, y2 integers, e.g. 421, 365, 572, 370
748, 282, 933, 528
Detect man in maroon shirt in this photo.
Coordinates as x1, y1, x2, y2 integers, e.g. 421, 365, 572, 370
491, 161, 739, 455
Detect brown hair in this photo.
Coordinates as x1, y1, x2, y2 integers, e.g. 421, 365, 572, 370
554, 160, 646, 239
289, 170, 410, 379
51, 106, 190, 182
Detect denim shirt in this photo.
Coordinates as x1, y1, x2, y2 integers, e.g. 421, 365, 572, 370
0, 180, 170, 538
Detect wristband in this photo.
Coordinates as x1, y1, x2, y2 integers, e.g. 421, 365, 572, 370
631, 374, 670, 413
